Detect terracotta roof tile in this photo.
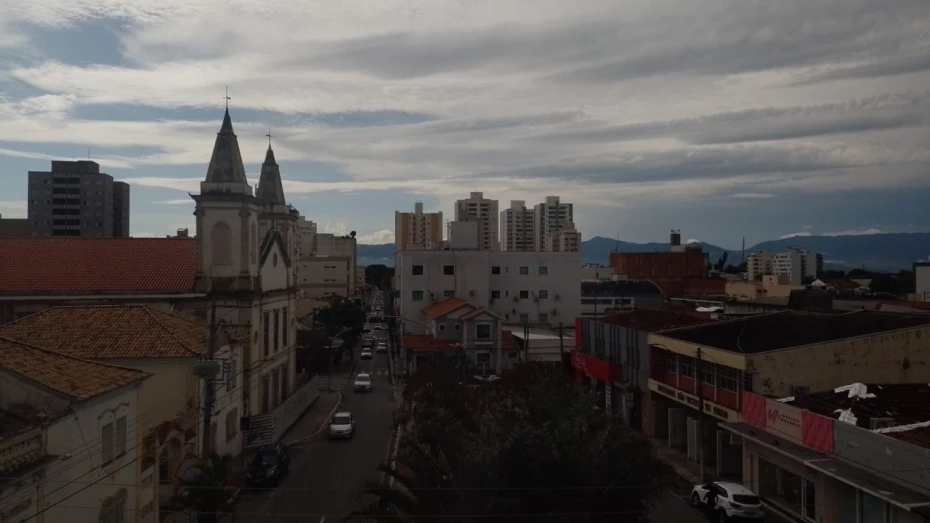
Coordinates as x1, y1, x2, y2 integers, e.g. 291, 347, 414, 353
0, 237, 199, 294
401, 334, 458, 353
422, 297, 471, 319
501, 330, 517, 350
0, 305, 210, 359
459, 307, 502, 320
0, 337, 148, 401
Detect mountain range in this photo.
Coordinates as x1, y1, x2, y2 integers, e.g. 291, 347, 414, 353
357, 233, 930, 272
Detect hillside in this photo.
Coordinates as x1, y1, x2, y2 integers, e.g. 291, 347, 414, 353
358, 232, 930, 271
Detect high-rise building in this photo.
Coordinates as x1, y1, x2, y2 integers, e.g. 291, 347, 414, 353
500, 200, 536, 252
547, 221, 581, 252
747, 247, 821, 285
534, 196, 572, 251
27, 160, 130, 237
395, 202, 443, 251
454, 192, 499, 251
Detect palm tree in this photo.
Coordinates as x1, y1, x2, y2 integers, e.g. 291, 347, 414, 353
172, 452, 241, 523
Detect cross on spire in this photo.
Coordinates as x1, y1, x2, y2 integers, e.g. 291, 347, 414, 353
225, 86, 231, 109
266, 127, 273, 147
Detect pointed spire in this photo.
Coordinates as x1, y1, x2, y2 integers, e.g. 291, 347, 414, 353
257, 144, 286, 206
204, 109, 248, 184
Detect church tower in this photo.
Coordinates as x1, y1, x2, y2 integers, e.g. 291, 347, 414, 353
256, 140, 299, 263
191, 108, 260, 293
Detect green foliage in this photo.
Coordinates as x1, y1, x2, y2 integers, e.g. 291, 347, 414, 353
348, 363, 669, 522
172, 453, 240, 523
315, 300, 365, 335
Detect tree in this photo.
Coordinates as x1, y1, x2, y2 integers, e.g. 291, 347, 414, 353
315, 300, 365, 335
348, 363, 670, 522
172, 453, 240, 523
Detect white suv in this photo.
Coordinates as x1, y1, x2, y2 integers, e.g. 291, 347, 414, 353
691, 481, 764, 522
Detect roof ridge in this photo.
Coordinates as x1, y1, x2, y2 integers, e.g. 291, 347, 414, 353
142, 307, 205, 357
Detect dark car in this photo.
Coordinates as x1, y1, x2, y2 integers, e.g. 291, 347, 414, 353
246, 444, 291, 487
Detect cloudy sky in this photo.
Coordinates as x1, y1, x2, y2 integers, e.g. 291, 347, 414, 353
1, 0, 928, 247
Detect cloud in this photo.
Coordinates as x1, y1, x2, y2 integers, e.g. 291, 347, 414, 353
779, 232, 812, 239
732, 193, 776, 199
0, 201, 27, 218
780, 227, 891, 239
152, 199, 192, 205
801, 225, 814, 230
356, 230, 394, 245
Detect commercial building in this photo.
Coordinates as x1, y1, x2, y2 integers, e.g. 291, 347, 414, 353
609, 230, 725, 296
915, 261, 930, 302
646, 310, 930, 484
747, 247, 822, 285
725, 274, 806, 300
580, 280, 665, 318
395, 202, 444, 251
0, 213, 31, 236
500, 200, 536, 252
534, 196, 573, 251
395, 249, 581, 334
454, 192, 499, 250
26, 160, 130, 237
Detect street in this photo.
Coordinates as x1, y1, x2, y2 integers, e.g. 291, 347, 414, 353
651, 487, 795, 523
235, 348, 397, 523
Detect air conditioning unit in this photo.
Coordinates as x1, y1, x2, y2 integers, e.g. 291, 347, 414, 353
513, 296, 520, 303
870, 418, 897, 430
554, 294, 561, 301
551, 309, 559, 316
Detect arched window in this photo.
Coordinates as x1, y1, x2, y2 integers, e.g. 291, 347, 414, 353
251, 224, 257, 264
212, 222, 232, 266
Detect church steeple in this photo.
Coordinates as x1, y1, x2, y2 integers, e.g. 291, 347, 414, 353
256, 145, 286, 206
204, 108, 250, 186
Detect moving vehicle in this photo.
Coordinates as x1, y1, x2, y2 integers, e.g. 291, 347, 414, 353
375, 342, 388, 353
328, 412, 355, 439
354, 373, 373, 392
245, 444, 291, 486
691, 481, 764, 522
361, 349, 373, 360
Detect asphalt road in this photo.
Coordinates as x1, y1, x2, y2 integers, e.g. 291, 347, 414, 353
651, 488, 795, 523
235, 349, 397, 523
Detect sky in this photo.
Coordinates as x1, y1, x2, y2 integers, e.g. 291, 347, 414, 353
0, 0, 929, 248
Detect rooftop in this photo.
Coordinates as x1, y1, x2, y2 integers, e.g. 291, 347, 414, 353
401, 334, 458, 353
595, 309, 715, 332
0, 305, 213, 359
0, 237, 199, 295
0, 337, 148, 401
581, 280, 663, 296
422, 297, 470, 319
658, 310, 930, 354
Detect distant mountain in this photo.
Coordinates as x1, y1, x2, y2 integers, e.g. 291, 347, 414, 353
358, 232, 930, 272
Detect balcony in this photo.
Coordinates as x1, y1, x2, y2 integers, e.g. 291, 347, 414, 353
570, 349, 624, 383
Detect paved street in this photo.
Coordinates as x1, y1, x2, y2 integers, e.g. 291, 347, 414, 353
651, 486, 795, 523
235, 348, 398, 523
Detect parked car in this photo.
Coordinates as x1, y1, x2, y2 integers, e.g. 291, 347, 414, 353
328, 412, 355, 439
691, 481, 764, 522
245, 444, 290, 486
375, 342, 388, 353
354, 373, 373, 392
361, 349, 373, 360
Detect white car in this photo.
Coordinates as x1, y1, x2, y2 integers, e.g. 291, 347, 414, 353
375, 342, 388, 353
691, 481, 764, 522
361, 349, 373, 360
328, 412, 355, 440
353, 373, 372, 392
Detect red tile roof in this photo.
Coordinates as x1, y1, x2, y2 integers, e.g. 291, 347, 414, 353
0, 305, 211, 359
0, 237, 199, 294
422, 297, 472, 319
401, 334, 458, 353
459, 307, 501, 320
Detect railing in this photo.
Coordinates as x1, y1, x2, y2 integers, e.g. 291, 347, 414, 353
243, 375, 320, 449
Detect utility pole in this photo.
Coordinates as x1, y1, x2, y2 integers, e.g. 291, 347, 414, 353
695, 346, 706, 482
202, 301, 218, 456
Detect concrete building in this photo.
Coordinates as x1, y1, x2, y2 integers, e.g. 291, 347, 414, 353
297, 233, 357, 299
546, 220, 581, 252
27, 160, 130, 237
646, 311, 930, 486
395, 202, 443, 251
725, 274, 806, 300
580, 281, 666, 318
0, 213, 31, 236
915, 261, 930, 302
725, 384, 930, 523
609, 231, 725, 296
747, 247, 822, 285
395, 250, 581, 334
580, 264, 622, 282
534, 196, 573, 251
500, 200, 536, 252
454, 192, 499, 250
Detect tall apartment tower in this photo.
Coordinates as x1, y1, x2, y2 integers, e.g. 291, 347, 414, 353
534, 196, 573, 251
500, 200, 536, 251
27, 161, 130, 237
395, 202, 444, 251
454, 192, 499, 250
547, 221, 581, 252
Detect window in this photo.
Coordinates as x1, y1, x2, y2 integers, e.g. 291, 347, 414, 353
438, 323, 446, 331
280, 364, 288, 402
263, 311, 270, 357
454, 323, 462, 331
250, 224, 257, 264
412, 265, 424, 275
475, 323, 492, 339
702, 364, 715, 385
679, 357, 694, 378
508, 352, 518, 358
282, 308, 289, 347
538, 290, 549, 299
226, 409, 239, 441
519, 290, 529, 299
476, 352, 491, 364
538, 313, 548, 322
211, 222, 232, 265
273, 310, 280, 353
490, 290, 501, 299
759, 458, 813, 519
115, 416, 127, 456
717, 367, 738, 391
491, 266, 501, 275
101, 489, 127, 523
412, 290, 425, 301
227, 359, 238, 391
519, 313, 529, 323
538, 266, 548, 275
158, 452, 171, 485
443, 290, 455, 298
443, 265, 455, 275
101, 422, 114, 463
519, 266, 529, 275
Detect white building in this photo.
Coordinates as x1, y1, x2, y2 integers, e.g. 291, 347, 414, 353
534, 196, 573, 251
916, 262, 930, 302
0, 337, 148, 523
395, 202, 444, 251
747, 247, 821, 285
454, 192, 499, 251
546, 220, 581, 252
395, 250, 582, 334
500, 200, 536, 252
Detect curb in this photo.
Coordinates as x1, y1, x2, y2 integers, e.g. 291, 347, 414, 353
284, 390, 345, 446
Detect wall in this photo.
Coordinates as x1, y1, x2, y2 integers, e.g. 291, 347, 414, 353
609, 251, 709, 280
397, 250, 581, 334
833, 421, 930, 494
748, 325, 930, 397
260, 239, 291, 291
196, 201, 260, 280
211, 342, 244, 457
741, 440, 833, 522
916, 263, 930, 302
298, 257, 352, 298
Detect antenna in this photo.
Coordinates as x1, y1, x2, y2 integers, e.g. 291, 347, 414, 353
741, 236, 746, 263
225, 86, 231, 109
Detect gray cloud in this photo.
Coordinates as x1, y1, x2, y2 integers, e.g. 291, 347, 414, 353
790, 53, 930, 86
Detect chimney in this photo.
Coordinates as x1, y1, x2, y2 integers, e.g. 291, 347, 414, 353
670, 229, 681, 247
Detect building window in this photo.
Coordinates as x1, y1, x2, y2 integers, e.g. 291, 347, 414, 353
717, 367, 738, 391
280, 364, 288, 402
116, 416, 127, 456
519, 290, 529, 299
538, 313, 548, 323
702, 364, 715, 385
443, 290, 455, 298
679, 357, 694, 378
412, 265, 424, 275
519, 266, 529, 275
491, 266, 501, 275
211, 222, 232, 266
454, 323, 461, 331
438, 324, 446, 331
412, 290, 424, 301
101, 421, 114, 463
759, 458, 813, 519
158, 452, 171, 485
273, 310, 280, 353
263, 311, 270, 357
490, 290, 501, 299
538, 290, 549, 299
100, 488, 127, 523
538, 266, 548, 275
227, 359, 237, 391
519, 314, 529, 323
443, 265, 455, 276
476, 323, 492, 339
282, 308, 289, 347
476, 352, 491, 365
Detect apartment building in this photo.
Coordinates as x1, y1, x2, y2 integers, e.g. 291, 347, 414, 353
454, 192, 499, 250
500, 200, 536, 251
395, 250, 581, 333
546, 220, 581, 252
395, 202, 444, 251
534, 196, 573, 251
297, 232, 357, 299
27, 160, 130, 237
747, 247, 822, 285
